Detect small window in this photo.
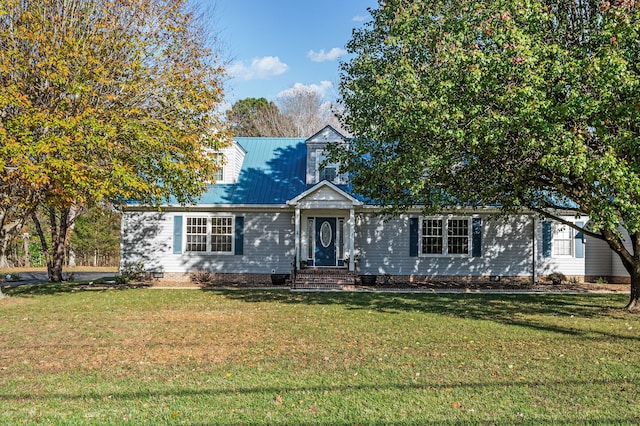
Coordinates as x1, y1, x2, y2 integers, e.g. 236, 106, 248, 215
553, 224, 573, 256
211, 153, 224, 182
307, 218, 314, 259
317, 150, 341, 183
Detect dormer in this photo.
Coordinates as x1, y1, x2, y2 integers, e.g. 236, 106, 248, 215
305, 125, 348, 185
212, 140, 246, 184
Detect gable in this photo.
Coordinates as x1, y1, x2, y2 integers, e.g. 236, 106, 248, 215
305, 125, 346, 144
288, 181, 362, 209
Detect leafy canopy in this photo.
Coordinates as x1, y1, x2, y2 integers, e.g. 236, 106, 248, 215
336, 0, 640, 238
0, 0, 230, 208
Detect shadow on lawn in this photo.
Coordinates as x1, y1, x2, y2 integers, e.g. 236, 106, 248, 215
0, 377, 637, 425
217, 290, 635, 340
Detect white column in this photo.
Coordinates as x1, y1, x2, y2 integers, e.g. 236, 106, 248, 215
294, 207, 301, 269
349, 207, 355, 272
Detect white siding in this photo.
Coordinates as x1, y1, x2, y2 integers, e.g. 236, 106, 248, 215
354, 213, 535, 278
536, 216, 585, 276
585, 235, 613, 278
121, 210, 294, 274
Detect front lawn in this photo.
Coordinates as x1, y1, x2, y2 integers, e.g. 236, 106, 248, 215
0, 286, 638, 425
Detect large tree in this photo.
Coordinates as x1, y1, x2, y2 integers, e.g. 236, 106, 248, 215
0, 0, 229, 281
335, 0, 640, 311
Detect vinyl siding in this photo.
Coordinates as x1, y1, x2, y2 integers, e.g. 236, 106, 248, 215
536, 216, 586, 276
354, 213, 535, 277
585, 236, 613, 277
121, 210, 294, 274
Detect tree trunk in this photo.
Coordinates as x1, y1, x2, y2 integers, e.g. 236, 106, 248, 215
628, 269, 640, 313
31, 212, 53, 281
22, 233, 30, 267
65, 204, 77, 267
48, 207, 71, 282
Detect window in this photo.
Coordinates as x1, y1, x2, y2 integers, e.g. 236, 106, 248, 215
307, 218, 314, 259
422, 219, 443, 255
421, 217, 469, 256
317, 150, 341, 183
553, 223, 573, 256
447, 219, 469, 254
211, 153, 224, 182
186, 217, 208, 252
185, 216, 233, 253
211, 217, 233, 253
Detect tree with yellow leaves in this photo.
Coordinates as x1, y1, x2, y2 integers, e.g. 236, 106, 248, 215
0, 0, 229, 281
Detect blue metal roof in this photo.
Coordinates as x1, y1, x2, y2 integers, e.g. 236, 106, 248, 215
196, 137, 308, 205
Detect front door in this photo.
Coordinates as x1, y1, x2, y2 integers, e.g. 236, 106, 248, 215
315, 217, 336, 266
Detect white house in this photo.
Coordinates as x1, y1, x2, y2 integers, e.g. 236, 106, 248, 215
120, 125, 628, 287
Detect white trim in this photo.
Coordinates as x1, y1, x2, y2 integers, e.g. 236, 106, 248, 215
419, 215, 471, 258
182, 213, 235, 255
552, 222, 574, 258
287, 180, 363, 206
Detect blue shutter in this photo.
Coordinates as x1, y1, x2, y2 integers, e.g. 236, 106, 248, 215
234, 216, 244, 255
542, 221, 552, 258
472, 217, 482, 257
574, 221, 585, 258
409, 217, 419, 257
173, 215, 183, 254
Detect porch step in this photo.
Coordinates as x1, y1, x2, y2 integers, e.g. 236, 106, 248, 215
292, 268, 357, 290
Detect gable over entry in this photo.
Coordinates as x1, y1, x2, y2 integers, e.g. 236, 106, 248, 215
287, 181, 362, 271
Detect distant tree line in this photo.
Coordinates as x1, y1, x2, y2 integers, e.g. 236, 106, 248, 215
3, 206, 120, 268
226, 87, 347, 137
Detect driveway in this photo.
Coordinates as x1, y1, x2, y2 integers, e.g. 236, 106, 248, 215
2, 271, 117, 286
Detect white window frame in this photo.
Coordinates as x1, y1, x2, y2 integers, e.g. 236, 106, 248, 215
552, 222, 574, 257
420, 216, 470, 257
316, 150, 345, 184
184, 215, 234, 254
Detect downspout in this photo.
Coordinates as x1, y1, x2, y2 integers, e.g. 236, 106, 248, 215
532, 215, 537, 283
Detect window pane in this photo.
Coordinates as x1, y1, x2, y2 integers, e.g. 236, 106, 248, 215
553, 224, 573, 256
211, 217, 233, 253
421, 219, 443, 254
447, 219, 469, 254
186, 217, 207, 252
307, 218, 314, 259
320, 167, 337, 182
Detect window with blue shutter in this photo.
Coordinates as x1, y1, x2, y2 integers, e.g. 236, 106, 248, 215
173, 215, 183, 254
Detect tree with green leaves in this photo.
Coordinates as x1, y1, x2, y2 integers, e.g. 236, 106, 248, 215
335, 0, 640, 310
226, 97, 278, 136
0, 0, 229, 281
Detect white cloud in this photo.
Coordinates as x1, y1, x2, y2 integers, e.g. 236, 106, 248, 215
307, 48, 347, 62
277, 81, 334, 99
352, 14, 366, 22
228, 56, 289, 80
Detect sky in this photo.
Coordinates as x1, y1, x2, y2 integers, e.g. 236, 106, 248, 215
200, 0, 378, 107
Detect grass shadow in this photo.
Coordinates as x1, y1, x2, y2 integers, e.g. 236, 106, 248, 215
216, 289, 635, 340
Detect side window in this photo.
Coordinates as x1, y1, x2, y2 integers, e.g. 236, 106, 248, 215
420, 217, 470, 256
552, 223, 573, 257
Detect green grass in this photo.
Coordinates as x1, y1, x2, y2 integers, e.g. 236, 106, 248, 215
1, 286, 638, 425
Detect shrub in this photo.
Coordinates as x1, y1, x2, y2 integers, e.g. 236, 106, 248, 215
548, 272, 567, 285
